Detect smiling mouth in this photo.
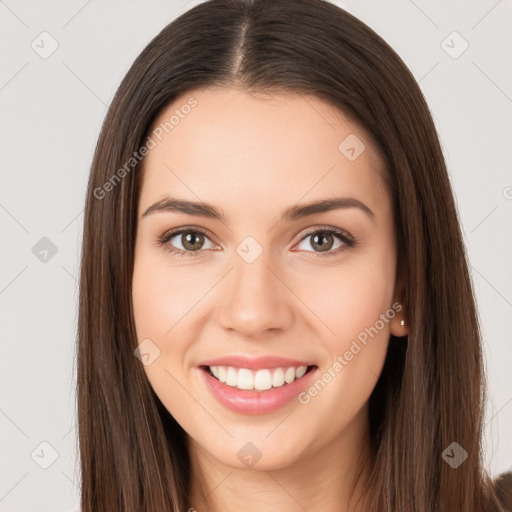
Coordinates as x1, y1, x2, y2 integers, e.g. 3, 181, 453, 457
200, 364, 317, 392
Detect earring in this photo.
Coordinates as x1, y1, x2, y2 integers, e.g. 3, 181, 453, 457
400, 319, 405, 327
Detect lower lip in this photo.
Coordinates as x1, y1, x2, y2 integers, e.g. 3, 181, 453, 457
198, 366, 318, 415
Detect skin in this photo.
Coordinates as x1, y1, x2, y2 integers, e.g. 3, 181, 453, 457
132, 87, 408, 512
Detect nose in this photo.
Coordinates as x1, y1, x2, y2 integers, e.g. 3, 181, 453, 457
216, 250, 294, 338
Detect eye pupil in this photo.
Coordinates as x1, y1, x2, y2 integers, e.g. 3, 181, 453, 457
182, 232, 204, 251
311, 232, 334, 252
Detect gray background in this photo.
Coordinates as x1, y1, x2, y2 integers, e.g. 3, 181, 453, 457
1, 0, 511, 510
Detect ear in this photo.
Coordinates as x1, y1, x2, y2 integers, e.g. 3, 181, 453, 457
390, 270, 408, 338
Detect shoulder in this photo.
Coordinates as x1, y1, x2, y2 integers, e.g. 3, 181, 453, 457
488, 471, 512, 512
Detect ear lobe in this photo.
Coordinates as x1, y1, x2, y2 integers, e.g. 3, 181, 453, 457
391, 273, 408, 337
390, 314, 408, 337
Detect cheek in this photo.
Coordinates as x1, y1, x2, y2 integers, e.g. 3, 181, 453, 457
132, 257, 170, 340
296, 255, 395, 347
131, 250, 198, 410
293, 260, 395, 433
290, 250, 396, 417
131, 250, 189, 397
131, 248, 219, 391
131, 249, 205, 339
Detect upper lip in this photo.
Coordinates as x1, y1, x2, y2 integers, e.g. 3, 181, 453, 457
198, 355, 316, 371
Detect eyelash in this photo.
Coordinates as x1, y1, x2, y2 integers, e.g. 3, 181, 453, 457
156, 226, 357, 259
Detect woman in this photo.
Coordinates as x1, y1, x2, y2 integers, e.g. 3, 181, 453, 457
77, 0, 512, 510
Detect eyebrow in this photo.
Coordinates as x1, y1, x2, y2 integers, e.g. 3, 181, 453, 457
141, 195, 376, 223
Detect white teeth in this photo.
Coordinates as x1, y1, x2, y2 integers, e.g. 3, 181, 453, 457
272, 368, 285, 387
208, 365, 309, 391
237, 368, 254, 390
226, 367, 237, 386
217, 366, 226, 383
295, 366, 307, 379
284, 367, 296, 384
254, 369, 272, 390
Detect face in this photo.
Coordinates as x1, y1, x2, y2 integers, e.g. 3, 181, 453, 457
132, 87, 406, 472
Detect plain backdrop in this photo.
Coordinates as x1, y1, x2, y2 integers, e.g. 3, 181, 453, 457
1, 0, 511, 510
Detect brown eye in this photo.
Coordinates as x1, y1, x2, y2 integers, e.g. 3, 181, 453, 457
294, 227, 356, 257
310, 232, 335, 252
159, 228, 216, 257
181, 231, 205, 251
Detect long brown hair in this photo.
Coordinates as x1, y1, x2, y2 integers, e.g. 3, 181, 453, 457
76, 0, 510, 510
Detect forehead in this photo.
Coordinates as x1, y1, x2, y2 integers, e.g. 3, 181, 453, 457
139, 87, 388, 217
